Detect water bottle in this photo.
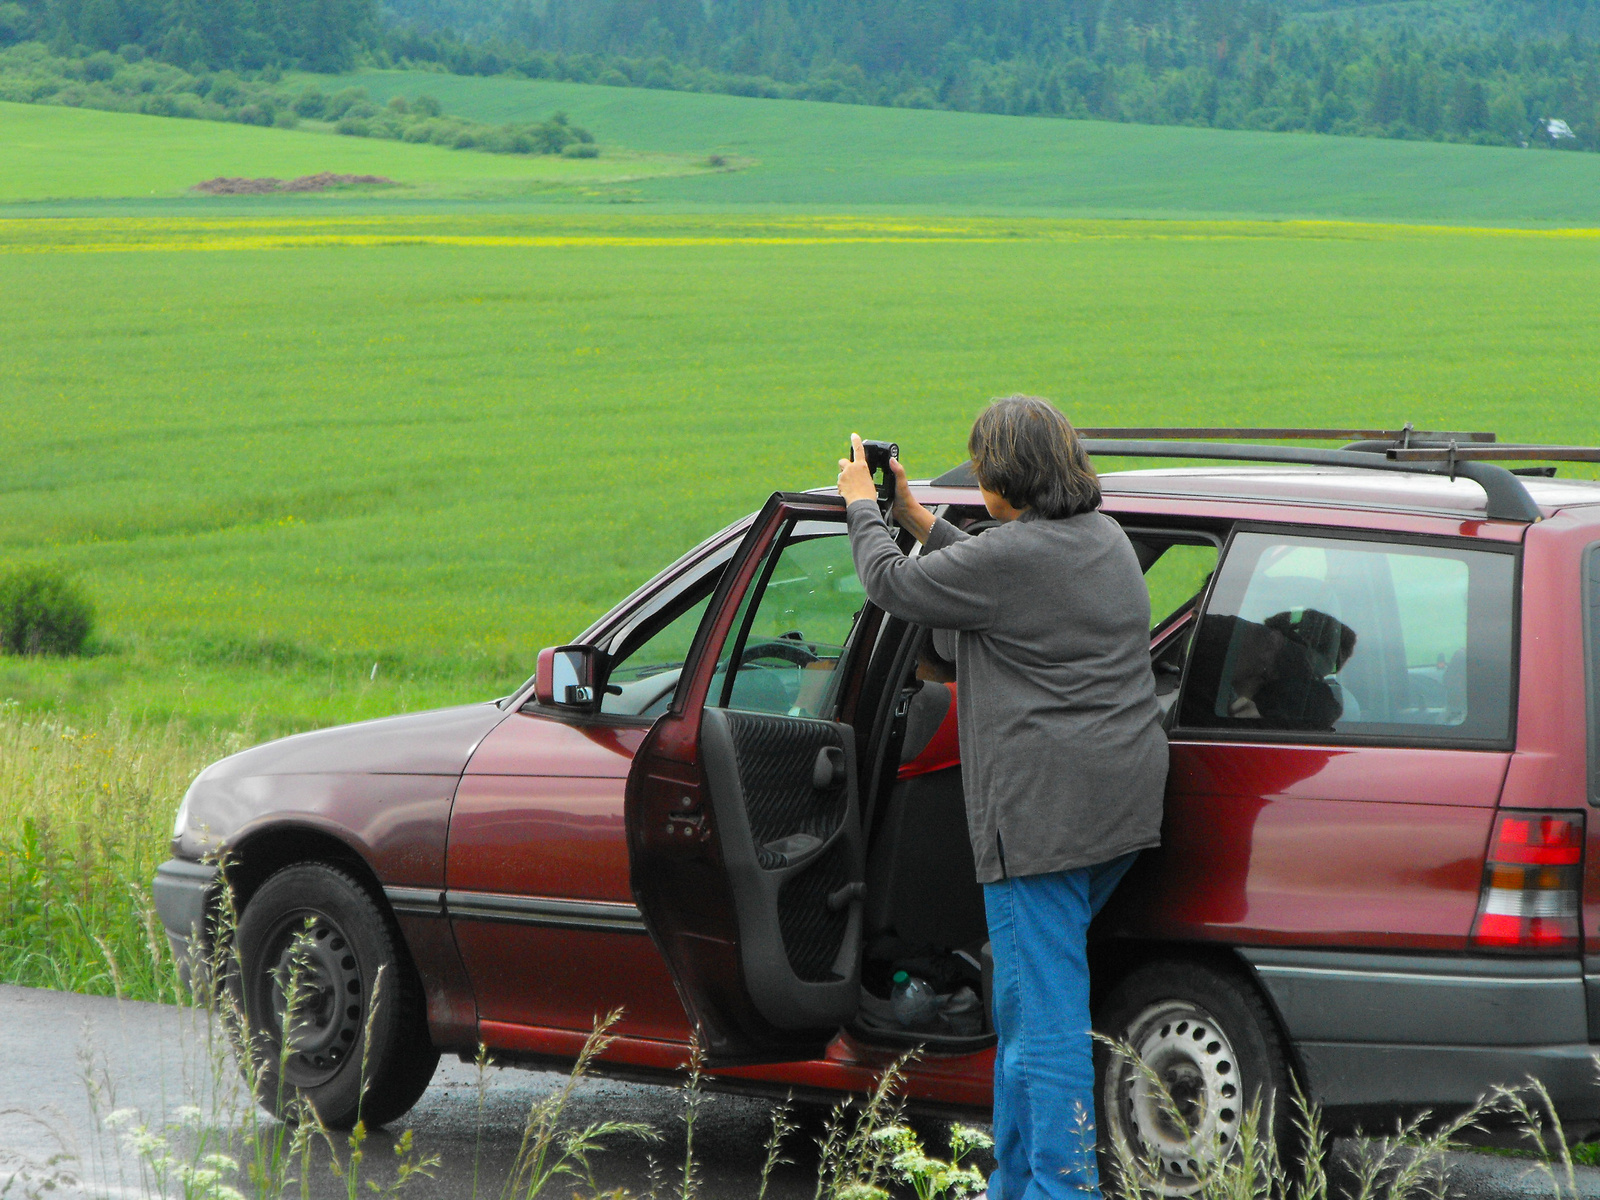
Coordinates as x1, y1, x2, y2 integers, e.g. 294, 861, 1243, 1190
889, 971, 939, 1028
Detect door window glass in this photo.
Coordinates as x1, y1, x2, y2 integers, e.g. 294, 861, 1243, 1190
602, 593, 713, 718
1180, 532, 1515, 741
713, 529, 863, 718
1141, 541, 1219, 631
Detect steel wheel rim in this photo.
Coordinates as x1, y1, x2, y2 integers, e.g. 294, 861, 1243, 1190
1106, 999, 1242, 1196
258, 909, 364, 1088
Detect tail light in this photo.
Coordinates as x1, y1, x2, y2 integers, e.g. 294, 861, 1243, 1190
1470, 810, 1583, 952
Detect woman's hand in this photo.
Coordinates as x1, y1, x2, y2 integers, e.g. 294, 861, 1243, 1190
837, 433, 879, 506
838, 433, 938, 544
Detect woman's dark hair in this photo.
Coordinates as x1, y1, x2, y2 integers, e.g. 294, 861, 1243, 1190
967, 395, 1101, 519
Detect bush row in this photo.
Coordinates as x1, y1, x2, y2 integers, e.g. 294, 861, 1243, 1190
0, 41, 597, 156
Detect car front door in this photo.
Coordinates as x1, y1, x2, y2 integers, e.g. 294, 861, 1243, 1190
626, 493, 873, 1064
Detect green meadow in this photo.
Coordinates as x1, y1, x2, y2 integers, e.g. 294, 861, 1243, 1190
5, 210, 1600, 729
1, 73, 1599, 733
0, 98, 724, 205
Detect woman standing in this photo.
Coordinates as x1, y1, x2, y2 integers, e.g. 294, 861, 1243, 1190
837, 397, 1168, 1200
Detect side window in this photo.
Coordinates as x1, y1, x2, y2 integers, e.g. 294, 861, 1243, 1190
1137, 539, 1220, 632
712, 527, 864, 718
1179, 531, 1515, 742
602, 593, 713, 718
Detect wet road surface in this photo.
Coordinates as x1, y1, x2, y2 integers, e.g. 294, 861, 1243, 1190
3, 983, 1597, 1199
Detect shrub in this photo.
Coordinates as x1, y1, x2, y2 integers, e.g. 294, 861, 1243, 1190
386, 94, 409, 113
334, 115, 369, 136
411, 92, 441, 116
272, 107, 296, 128
0, 567, 94, 656
323, 86, 366, 119
81, 51, 118, 81
561, 142, 598, 157
291, 85, 326, 117
116, 42, 143, 61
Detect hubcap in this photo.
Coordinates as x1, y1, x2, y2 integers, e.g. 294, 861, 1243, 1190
1105, 1000, 1242, 1196
260, 911, 364, 1087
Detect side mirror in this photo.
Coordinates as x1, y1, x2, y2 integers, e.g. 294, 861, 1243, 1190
535, 645, 604, 710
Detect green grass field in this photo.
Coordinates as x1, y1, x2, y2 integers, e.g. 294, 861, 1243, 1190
4, 208, 1598, 729
329, 69, 1600, 224
1, 70, 1598, 734
0, 99, 726, 205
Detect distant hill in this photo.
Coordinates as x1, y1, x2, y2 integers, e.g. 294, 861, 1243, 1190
375, 0, 1600, 150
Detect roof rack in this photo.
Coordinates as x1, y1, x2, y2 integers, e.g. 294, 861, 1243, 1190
928, 426, 1558, 523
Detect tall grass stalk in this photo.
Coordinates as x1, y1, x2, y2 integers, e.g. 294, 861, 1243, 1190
0, 701, 244, 999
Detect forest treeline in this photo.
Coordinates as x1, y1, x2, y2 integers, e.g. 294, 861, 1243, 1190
4, 0, 1600, 150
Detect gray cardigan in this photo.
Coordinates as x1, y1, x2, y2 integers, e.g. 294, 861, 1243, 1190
846, 500, 1167, 882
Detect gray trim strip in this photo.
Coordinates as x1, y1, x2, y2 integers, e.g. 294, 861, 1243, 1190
1240, 949, 1588, 1047
383, 887, 445, 918
155, 859, 219, 884
444, 890, 647, 934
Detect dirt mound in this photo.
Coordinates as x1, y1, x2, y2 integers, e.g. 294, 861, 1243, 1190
192, 173, 397, 195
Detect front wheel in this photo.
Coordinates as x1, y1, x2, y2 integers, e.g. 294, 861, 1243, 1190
230, 862, 438, 1129
1095, 959, 1296, 1197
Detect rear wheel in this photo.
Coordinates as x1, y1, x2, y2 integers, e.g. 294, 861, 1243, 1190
1095, 959, 1296, 1197
231, 862, 438, 1129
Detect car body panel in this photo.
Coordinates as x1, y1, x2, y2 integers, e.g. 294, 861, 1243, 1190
156, 468, 1600, 1119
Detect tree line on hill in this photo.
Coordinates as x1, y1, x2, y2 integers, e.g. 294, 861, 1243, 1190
380, 0, 1600, 149
0, 41, 596, 155
3, 0, 1599, 151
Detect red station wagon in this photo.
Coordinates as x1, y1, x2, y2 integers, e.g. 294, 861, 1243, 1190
155, 428, 1600, 1192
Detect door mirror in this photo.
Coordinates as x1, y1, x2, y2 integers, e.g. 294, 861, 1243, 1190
535, 645, 602, 710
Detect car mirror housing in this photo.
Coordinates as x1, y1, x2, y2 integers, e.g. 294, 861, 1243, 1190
535, 645, 603, 710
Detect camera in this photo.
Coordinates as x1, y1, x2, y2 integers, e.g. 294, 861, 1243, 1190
856, 438, 900, 505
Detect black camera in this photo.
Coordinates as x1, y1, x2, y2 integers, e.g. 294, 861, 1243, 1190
857, 438, 900, 504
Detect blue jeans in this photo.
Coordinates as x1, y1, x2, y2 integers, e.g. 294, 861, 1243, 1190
984, 852, 1140, 1200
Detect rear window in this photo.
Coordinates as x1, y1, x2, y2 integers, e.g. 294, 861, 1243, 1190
1179, 531, 1516, 744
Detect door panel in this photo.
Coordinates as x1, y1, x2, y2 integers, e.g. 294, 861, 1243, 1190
445, 713, 678, 1038
700, 708, 862, 1019
627, 494, 869, 1064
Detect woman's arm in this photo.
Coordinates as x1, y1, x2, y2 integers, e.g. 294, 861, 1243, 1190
844, 501, 996, 630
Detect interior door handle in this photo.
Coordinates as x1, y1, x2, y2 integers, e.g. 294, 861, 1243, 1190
812, 745, 846, 791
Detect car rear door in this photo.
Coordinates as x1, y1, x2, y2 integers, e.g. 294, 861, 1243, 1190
625, 493, 873, 1064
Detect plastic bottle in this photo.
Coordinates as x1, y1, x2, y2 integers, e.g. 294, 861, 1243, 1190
889, 971, 940, 1028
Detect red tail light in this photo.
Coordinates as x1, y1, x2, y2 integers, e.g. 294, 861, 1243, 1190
1470, 810, 1583, 952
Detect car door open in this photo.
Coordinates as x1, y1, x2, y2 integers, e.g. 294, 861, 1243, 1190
625, 494, 872, 1064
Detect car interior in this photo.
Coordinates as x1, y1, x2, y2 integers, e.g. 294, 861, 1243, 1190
592, 512, 1233, 1054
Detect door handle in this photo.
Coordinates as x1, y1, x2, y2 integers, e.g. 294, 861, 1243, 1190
812, 745, 847, 791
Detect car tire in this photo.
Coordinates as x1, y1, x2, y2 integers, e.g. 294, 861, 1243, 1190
1094, 958, 1299, 1197
230, 862, 439, 1129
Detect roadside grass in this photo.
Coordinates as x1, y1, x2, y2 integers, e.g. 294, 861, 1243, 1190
0, 100, 727, 204
3, 210, 1598, 728
0, 703, 231, 999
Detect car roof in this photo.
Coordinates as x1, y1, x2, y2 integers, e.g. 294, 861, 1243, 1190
910, 464, 1600, 525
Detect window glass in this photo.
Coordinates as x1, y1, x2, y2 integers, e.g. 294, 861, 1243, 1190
1179, 532, 1515, 741
1142, 542, 1219, 631
602, 593, 713, 718
714, 530, 863, 718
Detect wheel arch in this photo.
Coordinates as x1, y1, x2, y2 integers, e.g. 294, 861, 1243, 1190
223, 823, 383, 915
1090, 937, 1307, 1086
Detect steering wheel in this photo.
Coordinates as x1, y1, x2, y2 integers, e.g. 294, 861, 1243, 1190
739, 637, 818, 667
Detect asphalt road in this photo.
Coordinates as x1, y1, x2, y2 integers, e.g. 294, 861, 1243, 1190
3, 983, 1598, 1200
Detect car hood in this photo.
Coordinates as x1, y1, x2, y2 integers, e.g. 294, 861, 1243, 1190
196, 702, 509, 783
